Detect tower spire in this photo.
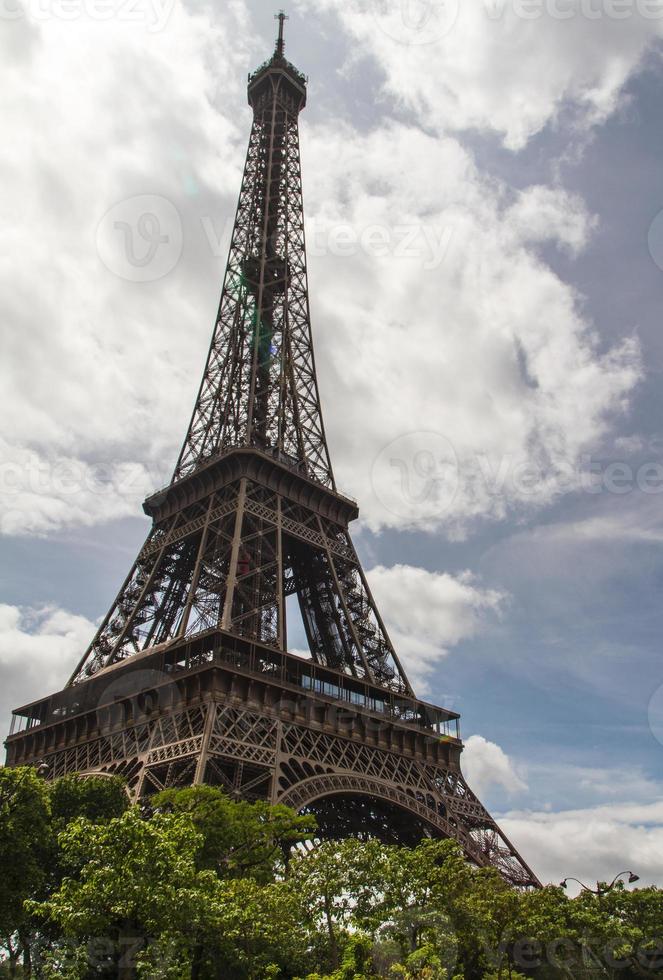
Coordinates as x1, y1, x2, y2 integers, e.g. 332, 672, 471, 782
275, 10, 288, 58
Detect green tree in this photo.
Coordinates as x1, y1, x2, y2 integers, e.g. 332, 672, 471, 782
559, 884, 663, 979
301, 933, 379, 980
34, 798, 313, 979
390, 944, 448, 979
49, 774, 128, 830
33, 807, 222, 978
455, 868, 527, 978
4, 775, 660, 980
153, 785, 315, 882
616, 885, 663, 977
0, 767, 53, 978
207, 877, 309, 979
289, 838, 384, 970
512, 884, 572, 977
367, 839, 468, 968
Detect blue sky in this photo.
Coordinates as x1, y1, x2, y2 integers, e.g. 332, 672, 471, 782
2, 0, 663, 887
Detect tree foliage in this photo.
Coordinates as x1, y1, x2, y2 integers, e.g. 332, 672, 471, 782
152, 785, 315, 882
0, 772, 662, 980
0, 767, 52, 976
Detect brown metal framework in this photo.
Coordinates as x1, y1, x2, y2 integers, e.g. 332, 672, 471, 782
175, 36, 331, 489
5, 23, 540, 890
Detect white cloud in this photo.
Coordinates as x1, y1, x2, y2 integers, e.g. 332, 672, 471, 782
303, 0, 663, 149
502, 800, 663, 888
570, 766, 663, 802
366, 564, 506, 688
304, 122, 641, 533
463, 734, 528, 797
0, 604, 96, 734
490, 494, 663, 575
613, 434, 649, 454
0, 438, 165, 536
493, 755, 663, 810
504, 185, 596, 255
0, 6, 250, 535
0, 5, 643, 540
458, 743, 663, 886
468, 754, 663, 887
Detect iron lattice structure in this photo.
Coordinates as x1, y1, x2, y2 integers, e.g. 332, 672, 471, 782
5, 20, 540, 889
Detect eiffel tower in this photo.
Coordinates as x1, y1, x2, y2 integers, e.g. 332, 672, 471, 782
5, 15, 539, 888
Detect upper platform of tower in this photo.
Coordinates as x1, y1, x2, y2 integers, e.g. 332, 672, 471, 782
248, 11, 307, 113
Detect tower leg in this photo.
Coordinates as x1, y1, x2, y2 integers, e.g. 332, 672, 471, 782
194, 702, 216, 785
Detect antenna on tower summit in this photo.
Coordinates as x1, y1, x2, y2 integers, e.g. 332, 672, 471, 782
275, 10, 288, 58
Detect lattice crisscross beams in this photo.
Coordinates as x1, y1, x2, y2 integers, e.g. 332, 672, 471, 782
70, 473, 412, 692
288, 518, 412, 694
173, 69, 332, 488
69, 486, 243, 683
276, 720, 537, 887
208, 704, 279, 768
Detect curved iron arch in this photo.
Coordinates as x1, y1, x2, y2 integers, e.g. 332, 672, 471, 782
279, 772, 472, 850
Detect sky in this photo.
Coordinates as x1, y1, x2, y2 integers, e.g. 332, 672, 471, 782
1, 0, 663, 889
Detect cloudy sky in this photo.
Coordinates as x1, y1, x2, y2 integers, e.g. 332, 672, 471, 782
2, 0, 663, 888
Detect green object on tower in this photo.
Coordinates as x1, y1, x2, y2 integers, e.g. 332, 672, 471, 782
249, 305, 273, 369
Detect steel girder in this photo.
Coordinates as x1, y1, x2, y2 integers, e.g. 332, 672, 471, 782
68, 475, 412, 694
173, 64, 332, 488
8, 695, 539, 888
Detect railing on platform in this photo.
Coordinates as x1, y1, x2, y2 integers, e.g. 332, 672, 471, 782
8, 629, 460, 742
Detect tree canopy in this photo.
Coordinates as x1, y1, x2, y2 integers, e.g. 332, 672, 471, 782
0, 768, 661, 980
